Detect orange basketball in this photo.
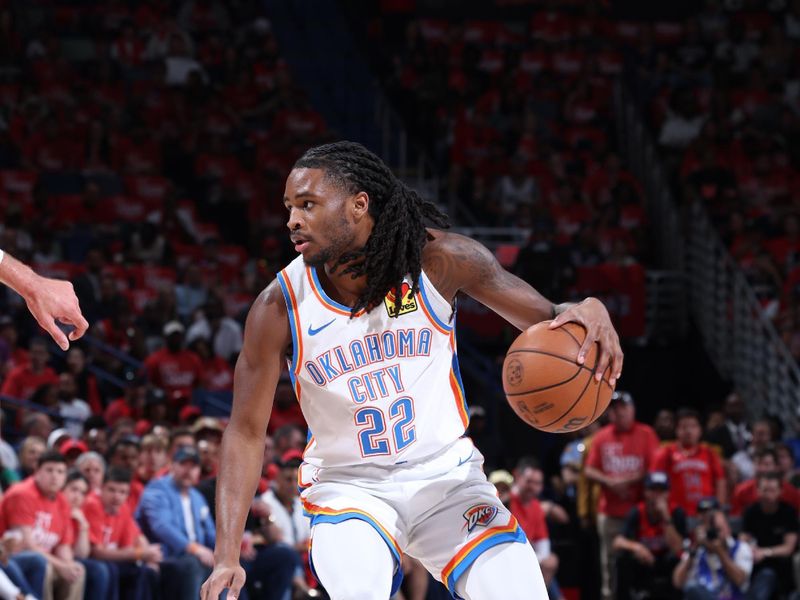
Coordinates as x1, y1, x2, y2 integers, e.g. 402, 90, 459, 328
502, 321, 615, 433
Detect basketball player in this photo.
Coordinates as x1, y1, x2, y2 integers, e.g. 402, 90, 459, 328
201, 142, 623, 600
0, 249, 88, 350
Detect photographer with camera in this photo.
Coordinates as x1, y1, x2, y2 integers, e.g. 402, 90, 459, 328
672, 497, 753, 600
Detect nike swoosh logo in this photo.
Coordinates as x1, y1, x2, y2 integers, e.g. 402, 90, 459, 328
457, 450, 474, 467
307, 318, 336, 336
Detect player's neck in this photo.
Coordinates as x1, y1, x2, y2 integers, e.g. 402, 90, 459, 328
319, 260, 367, 308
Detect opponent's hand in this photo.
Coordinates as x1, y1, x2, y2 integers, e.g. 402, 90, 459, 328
548, 297, 623, 385
201, 563, 246, 600
24, 275, 88, 351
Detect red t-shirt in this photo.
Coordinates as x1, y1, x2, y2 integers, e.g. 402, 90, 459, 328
0, 477, 74, 552
509, 494, 548, 543
651, 443, 724, 516
586, 423, 660, 517
0, 365, 59, 400
730, 479, 800, 516
126, 480, 144, 514
143, 349, 203, 401
82, 493, 141, 549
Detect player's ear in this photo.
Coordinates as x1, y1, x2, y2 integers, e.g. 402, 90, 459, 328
352, 191, 369, 221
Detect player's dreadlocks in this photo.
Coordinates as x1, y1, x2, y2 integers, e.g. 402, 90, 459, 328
294, 141, 449, 317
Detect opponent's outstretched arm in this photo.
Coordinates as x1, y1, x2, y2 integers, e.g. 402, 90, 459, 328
201, 279, 291, 600
423, 231, 623, 385
0, 249, 88, 350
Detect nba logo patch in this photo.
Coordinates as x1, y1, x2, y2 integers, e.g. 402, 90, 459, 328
384, 282, 418, 316
463, 504, 498, 532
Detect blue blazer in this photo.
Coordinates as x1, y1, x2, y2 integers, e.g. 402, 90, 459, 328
135, 475, 216, 557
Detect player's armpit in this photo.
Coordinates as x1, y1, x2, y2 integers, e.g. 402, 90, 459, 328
422, 230, 553, 330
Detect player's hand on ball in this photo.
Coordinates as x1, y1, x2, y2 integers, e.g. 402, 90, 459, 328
547, 297, 623, 385
201, 563, 246, 600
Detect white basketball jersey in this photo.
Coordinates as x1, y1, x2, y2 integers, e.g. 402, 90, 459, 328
276, 256, 469, 469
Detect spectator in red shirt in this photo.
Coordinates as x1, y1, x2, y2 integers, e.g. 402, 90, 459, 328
731, 447, 800, 516
584, 391, 660, 600
188, 337, 232, 392
652, 408, 727, 517
0, 338, 58, 401
143, 321, 202, 406
508, 459, 564, 600
82, 466, 162, 600
0, 450, 85, 600
107, 437, 143, 513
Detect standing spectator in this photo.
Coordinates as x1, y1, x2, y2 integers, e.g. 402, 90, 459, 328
584, 391, 660, 600
613, 471, 687, 600
0, 339, 58, 401
0, 450, 85, 599
652, 408, 727, 517
143, 321, 202, 406
135, 446, 215, 600
731, 419, 774, 483
706, 393, 751, 460
62, 470, 114, 600
82, 466, 162, 600
731, 448, 800, 516
739, 473, 798, 600
672, 498, 752, 600
509, 458, 564, 600
654, 409, 677, 443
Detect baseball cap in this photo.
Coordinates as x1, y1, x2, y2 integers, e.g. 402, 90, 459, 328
58, 438, 88, 456
610, 390, 633, 406
488, 470, 514, 487
191, 417, 224, 436
179, 405, 202, 423
173, 446, 200, 464
469, 405, 487, 419
163, 320, 185, 336
644, 471, 669, 490
47, 428, 70, 449
278, 449, 303, 466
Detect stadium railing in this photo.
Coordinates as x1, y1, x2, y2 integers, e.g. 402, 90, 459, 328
615, 81, 800, 422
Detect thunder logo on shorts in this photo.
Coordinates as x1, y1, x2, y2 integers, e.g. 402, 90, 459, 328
463, 504, 498, 532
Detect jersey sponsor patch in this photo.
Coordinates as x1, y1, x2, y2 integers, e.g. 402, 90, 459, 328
384, 282, 418, 317
463, 504, 498, 532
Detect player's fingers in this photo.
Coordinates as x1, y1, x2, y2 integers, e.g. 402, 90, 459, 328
610, 346, 624, 386
227, 568, 246, 600
577, 332, 596, 366
65, 312, 89, 341
35, 312, 69, 351
594, 342, 611, 381
547, 311, 578, 329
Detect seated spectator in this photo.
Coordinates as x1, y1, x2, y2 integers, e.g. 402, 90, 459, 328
191, 418, 222, 480
188, 337, 233, 392
509, 458, 564, 600
0, 450, 85, 599
107, 437, 143, 512
266, 378, 306, 436
19, 415, 53, 447
652, 408, 726, 517
731, 448, 800, 516
14, 438, 44, 480
731, 419, 774, 483
64, 348, 102, 415
705, 393, 751, 461
135, 446, 215, 600
739, 473, 798, 600
653, 409, 677, 443
56, 373, 91, 439
613, 471, 686, 600
185, 296, 243, 363
775, 443, 800, 488
0, 339, 58, 402
75, 452, 105, 495
62, 470, 114, 600
82, 466, 161, 600
672, 498, 752, 600
136, 434, 168, 486
143, 321, 202, 406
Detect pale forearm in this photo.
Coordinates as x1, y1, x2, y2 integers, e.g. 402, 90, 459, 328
672, 556, 690, 589
718, 551, 746, 587
0, 251, 37, 298
72, 528, 90, 559
663, 522, 684, 556
612, 535, 640, 553
583, 466, 609, 487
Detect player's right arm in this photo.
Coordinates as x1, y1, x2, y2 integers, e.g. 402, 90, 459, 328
201, 279, 291, 600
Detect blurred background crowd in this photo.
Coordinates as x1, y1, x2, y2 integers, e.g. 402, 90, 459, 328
0, 0, 799, 599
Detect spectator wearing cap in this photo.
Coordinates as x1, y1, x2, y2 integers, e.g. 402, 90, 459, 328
652, 408, 726, 518
192, 417, 222, 480
612, 471, 687, 600
107, 437, 143, 513
266, 378, 306, 436
58, 439, 88, 468
510, 457, 565, 600
0, 450, 85, 600
731, 447, 800, 516
739, 472, 798, 600
143, 321, 203, 407
82, 466, 162, 600
0, 338, 58, 402
136, 446, 215, 600
584, 391, 660, 600
672, 497, 752, 600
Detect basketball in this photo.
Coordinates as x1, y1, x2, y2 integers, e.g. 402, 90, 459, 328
502, 321, 615, 433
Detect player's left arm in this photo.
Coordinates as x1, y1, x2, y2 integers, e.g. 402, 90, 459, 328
423, 230, 623, 384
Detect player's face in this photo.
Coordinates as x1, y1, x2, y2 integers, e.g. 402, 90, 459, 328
284, 168, 368, 267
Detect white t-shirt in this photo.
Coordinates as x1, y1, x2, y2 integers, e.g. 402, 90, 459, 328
260, 488, 310, 546
181, 494, 197, 542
